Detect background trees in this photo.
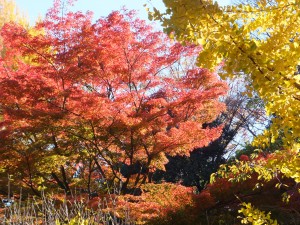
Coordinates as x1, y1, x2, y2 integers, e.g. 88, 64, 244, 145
153, 78, 267, 191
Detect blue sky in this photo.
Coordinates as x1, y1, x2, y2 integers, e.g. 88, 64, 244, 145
15, 0, 232, 26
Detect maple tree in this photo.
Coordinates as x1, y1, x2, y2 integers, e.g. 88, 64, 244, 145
149, 0, 300, 223
0, 0, 228, 196
0, 0, 28, 56
0, 0, 31, 196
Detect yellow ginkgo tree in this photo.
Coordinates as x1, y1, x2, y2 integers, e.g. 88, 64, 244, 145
149, 0, 300, 224
0, 0, 28, 27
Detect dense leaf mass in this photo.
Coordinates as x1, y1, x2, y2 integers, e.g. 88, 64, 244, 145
0, 3, 227, 196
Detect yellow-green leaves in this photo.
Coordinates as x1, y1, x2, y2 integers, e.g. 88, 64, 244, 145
211, 148, 300, 186
55, 215, 90, 225
238, 203, 278, 225
265, 147, 300, 183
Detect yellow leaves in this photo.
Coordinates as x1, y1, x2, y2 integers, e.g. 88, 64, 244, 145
55, 215, 90, 225
281, 192, 291, 203
211, 147, 300, 194
238, 203, 278, 225
291, 41, 299, 49
197, 49, 220, 70
150, 152, 169, 171
210, 160, 254, 184
152, 0, 300, 150
266, 147, 300, 183
0, 0, 28, 28
196, 38, 206, 45
36, 155, 69, 174
254, 165, 273, 182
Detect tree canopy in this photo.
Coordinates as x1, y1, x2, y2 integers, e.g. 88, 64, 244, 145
0, 2, 227, 196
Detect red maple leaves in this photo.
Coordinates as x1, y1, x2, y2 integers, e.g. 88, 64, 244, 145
0, 4, 227, 193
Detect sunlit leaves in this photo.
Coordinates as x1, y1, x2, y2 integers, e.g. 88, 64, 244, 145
0, 1, 228, 194
150, 0, 300, 147
238, 203, 278, 225
151, 1, 300, 222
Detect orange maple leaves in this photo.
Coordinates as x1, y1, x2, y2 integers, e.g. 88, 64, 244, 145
0, 4, 227, 193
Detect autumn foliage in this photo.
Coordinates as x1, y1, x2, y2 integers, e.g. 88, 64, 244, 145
0, 0, 227, 201
5, 0, 299, 224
